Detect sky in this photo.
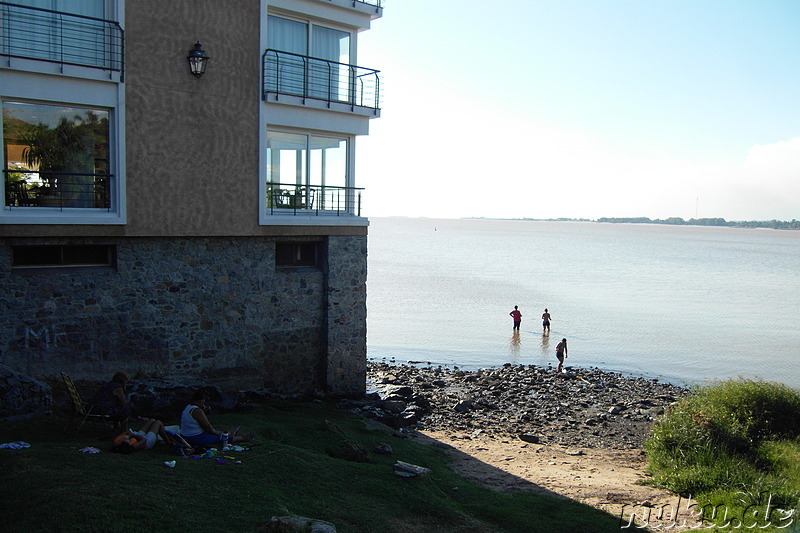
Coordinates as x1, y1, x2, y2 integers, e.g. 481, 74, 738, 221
355, 0, 800, 221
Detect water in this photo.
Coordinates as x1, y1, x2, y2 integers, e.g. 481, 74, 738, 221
366, 217, 800, 389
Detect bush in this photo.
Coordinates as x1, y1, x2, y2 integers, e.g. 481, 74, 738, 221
645, 379, 800, 497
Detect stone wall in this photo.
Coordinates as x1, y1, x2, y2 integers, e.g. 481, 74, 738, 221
326, 236, 368, 396
0, 235, 367, 397
0, 364, 52, 421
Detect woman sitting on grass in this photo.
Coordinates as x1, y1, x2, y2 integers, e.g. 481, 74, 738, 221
89, 371, 132, 428
111, 418, 175, 454
180, 390, 254, 449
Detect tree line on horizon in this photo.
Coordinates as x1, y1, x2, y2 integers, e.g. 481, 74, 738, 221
593, 217, 799, 229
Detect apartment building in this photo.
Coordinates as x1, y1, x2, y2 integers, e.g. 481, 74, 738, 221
0, 0, 383, 396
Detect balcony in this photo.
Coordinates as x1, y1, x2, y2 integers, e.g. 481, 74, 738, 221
263, 49, 381, 113
4, 170, 113, 210
0, 2, 124, 78
318, 0, 383, 9
266, 183, 364, 217
311, 0, 384, 17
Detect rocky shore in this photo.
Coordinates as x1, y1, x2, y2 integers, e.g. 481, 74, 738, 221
354, 361, 688, 449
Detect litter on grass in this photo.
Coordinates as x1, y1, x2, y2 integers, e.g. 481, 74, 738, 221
0, 441, 31, 450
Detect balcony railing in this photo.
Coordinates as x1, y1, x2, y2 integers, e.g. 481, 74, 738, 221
0, 2, 124, 77
3, 170, 113, 210
266, 183, 364, 217
263, 49, 381, 111
320, 0, 383, 8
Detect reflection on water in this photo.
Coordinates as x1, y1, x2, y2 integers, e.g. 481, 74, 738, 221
367, 218, 800, 389
509, 330, 521, 361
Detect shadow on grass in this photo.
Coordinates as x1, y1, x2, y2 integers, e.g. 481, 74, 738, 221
0, 399, 628, 532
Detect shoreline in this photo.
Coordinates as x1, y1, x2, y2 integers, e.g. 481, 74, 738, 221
364, 361, 687, 449
369, 357, 696, 390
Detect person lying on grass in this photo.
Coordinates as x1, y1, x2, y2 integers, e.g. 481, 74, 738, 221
111, 418, 175, 454
180, 390, 254, 449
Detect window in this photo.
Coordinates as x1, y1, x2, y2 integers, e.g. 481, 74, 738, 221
275, 242, 319, 268
266, 130, 349, 211
266, 15, 352, 103
2, 100, 111, 209
12, 244, 115, 268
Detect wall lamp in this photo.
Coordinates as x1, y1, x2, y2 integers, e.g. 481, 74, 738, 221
187, 41, 209, 77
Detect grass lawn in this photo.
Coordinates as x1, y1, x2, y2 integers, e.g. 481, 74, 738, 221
1, 400, 624, 532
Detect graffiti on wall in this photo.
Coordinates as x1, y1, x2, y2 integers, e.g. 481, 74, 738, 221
24, 324, 67, 349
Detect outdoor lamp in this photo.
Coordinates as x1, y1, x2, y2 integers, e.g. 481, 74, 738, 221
187, 41, 209, 77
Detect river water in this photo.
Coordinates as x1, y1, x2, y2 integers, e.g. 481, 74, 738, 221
366, 217, 800, 389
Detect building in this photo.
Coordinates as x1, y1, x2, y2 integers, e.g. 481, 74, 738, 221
0, 0, 383, 396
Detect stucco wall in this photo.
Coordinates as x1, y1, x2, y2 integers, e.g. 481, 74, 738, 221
125, 0, 263, 237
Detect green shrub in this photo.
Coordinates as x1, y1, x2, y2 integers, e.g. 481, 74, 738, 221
647, 380, 800, 468
645, 379, 800, 529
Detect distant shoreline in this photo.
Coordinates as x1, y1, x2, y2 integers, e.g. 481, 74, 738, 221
461, 216, 799, 230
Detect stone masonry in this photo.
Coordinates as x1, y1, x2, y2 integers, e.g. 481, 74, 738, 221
0, 364, 52, 421
0, 235, 367, 397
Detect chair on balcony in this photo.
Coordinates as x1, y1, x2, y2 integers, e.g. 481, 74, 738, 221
6, 181, 36, 207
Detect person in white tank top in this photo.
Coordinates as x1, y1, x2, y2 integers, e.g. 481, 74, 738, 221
179, 390, 254, 448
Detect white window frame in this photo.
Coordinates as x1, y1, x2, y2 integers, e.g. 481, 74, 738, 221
0, 72, 125, 225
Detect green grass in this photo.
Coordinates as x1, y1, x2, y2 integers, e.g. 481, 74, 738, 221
645, 379, 800, 531
1, 400, 623, 532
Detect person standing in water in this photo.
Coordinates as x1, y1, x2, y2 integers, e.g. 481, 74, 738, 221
509, 305, 522, 331
555, 338, 568, 372
541, 308, 551, 334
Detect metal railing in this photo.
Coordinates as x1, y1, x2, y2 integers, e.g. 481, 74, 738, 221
266, 183, 364, 217
3, 170, 113, 210
315, 0, 383, 10
0, 2, 124, 77
263, 49, 381, 111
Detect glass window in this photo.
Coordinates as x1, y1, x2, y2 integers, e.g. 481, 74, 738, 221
309, 136, 347, 189
3, 1, 113, 69
265, 15, 353, 103
266, 131, 349, 211
267, 15, 307, 54
3, 100, 111, 208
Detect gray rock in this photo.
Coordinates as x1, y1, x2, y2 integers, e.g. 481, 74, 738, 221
374, 442, 393, 455
382, 400, 407, 413
454, 400, 474, 413
267, 515, 336, 533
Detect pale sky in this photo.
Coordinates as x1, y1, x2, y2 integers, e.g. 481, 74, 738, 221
356, 0, 800, 221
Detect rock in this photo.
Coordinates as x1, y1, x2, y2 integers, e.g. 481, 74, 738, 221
519, 434, 540, 444
0, 365, 52, 421
365, 361, 687, 450
454, 400, 474, 413
266, 515, 336, 533
383, 385, 413, 399
393, 460, 431, 477
397, 411, 419, 426
608, 406, 623, 415
382, 400, 407, 413
373, 443, 393, 455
